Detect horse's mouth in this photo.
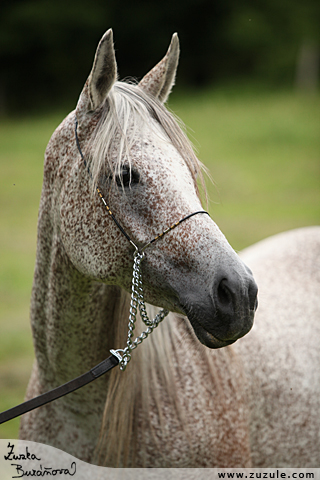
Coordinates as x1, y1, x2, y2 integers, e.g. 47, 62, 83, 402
186, 312, 236, 349
177, 282, 255, 349
178, 302, 235, 349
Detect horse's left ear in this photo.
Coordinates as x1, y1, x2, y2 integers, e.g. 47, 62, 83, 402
139, 33, 180, 103
77, 29, 117, 114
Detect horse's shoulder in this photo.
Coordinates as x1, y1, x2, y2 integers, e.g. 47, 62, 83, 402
234, 227, 320, 466
237, 226, 320, 354
240, 226, 320, 278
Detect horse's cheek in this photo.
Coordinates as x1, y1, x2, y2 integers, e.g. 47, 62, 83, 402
58, 192, 132, 285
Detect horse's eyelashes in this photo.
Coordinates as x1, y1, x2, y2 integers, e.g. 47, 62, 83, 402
117, 169, 130, 187
115, 168, 140, 188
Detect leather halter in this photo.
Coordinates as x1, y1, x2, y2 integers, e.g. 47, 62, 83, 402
74, 117, 209, 254
0, 117, 209, 425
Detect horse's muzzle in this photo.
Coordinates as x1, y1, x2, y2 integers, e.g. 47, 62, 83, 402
180, 269, 258, 349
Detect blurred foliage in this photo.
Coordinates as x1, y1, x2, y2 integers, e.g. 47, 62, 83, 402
0, 0, 319, 113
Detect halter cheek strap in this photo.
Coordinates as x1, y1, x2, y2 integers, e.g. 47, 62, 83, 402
75, 117, 209, 254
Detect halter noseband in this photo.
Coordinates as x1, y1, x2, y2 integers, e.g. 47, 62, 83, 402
75, 117, 209, 369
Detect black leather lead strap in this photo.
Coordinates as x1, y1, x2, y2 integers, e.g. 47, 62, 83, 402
0, 354, 119, 425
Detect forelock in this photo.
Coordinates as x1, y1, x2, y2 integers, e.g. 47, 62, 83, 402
86, 81, 206, 197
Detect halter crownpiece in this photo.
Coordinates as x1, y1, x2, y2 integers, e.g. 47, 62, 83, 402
75, 116, 210, 369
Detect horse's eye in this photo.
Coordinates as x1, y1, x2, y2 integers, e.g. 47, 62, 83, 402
115, 168, 140, 188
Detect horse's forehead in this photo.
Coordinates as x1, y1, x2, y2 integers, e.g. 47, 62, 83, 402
132, 126, 188, 174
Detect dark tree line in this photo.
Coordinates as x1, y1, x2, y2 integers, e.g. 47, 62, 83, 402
0, 0, 319, 113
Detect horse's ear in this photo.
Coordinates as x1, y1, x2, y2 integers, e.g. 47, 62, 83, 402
77, 29, 117, 114
139, 33, 180, 103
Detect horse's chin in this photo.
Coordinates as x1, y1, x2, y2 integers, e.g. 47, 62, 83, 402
178, 288, 255, 349
187, 314, 237, 349
197, 328, 236, 349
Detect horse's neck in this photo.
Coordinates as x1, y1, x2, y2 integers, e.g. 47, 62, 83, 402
30, 219, 121, 393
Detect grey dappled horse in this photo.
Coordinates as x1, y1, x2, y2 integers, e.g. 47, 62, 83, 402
20, 30, 320, 467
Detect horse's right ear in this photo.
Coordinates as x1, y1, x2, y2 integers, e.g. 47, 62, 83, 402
76, 29, 117, 115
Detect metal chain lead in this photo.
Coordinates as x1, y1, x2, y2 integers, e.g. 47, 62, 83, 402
111, 250, 169, 370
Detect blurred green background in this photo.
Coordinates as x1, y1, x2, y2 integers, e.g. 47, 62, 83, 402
0, 0, 319, 439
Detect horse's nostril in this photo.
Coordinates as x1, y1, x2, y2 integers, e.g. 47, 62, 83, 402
217, 279, 233, 307
248, 281, 258, 311
216, 274, 258, 314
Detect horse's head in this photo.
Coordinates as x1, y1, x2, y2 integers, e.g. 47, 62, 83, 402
52, 29, 257, 348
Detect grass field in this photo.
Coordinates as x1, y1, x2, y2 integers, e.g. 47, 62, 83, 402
0, 87, 319, 439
